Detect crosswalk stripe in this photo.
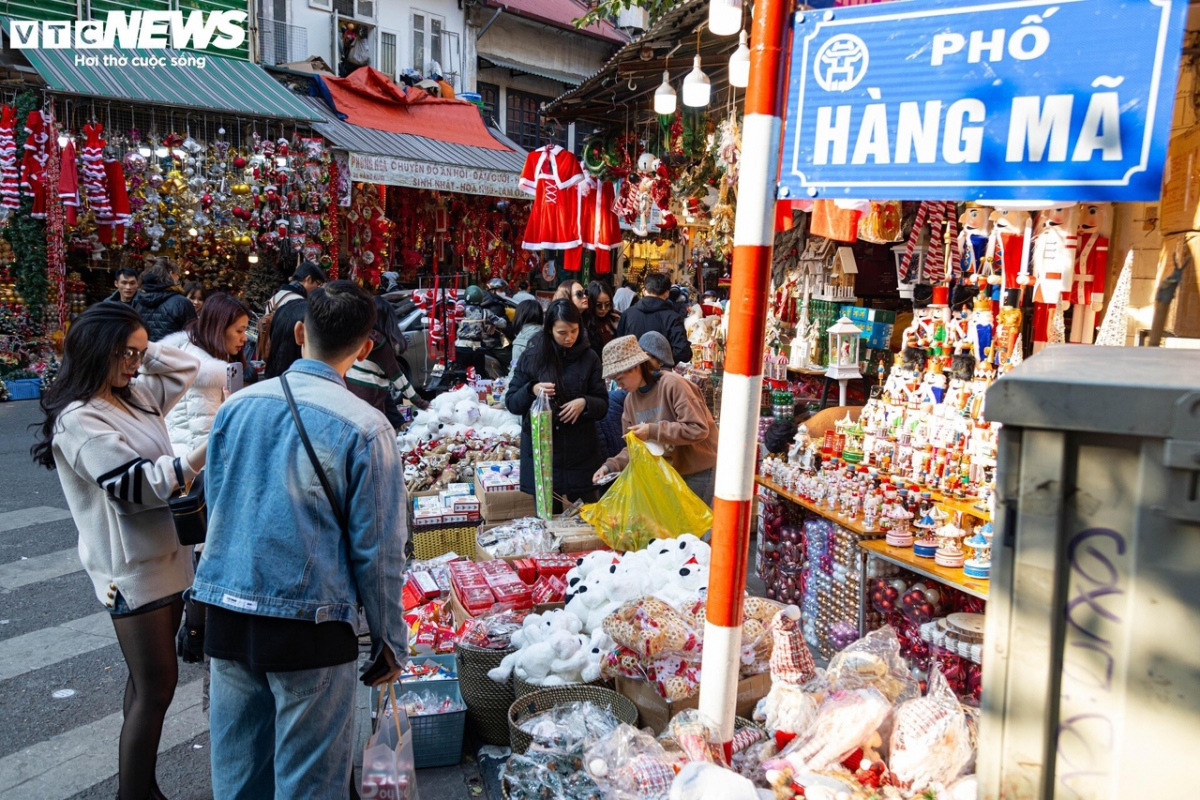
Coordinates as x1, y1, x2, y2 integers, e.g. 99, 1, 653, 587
0, 679, 206, 800
0, 612, 116, 682
0, 547, 82, 589
0, 507, 73, 535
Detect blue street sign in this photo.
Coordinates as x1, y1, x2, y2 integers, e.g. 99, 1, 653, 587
780, 0, 1190, 201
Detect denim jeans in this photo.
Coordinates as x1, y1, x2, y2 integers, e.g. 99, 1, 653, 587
209, 657, 357, 800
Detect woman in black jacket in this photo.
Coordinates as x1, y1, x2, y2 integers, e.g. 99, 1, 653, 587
131, 258, 197, 341
505, 300, 608, 508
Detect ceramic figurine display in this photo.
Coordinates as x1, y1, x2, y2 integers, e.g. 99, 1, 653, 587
886, 505, 915, 547
934, 518, 967, 568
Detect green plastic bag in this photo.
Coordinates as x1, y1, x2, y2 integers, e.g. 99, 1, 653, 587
531, 392, 554, 521
581, 431, 713, 552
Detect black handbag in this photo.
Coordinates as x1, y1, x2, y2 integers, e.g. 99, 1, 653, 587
169, 461, 207, 546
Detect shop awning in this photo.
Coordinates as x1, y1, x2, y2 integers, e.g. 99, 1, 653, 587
303, 97, 529, 199
0, 18, 321, 121
479, 53, 587, 87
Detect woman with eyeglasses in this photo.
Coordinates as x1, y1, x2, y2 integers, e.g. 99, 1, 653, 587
32, 301, 206, 800
585, 280, 620, 359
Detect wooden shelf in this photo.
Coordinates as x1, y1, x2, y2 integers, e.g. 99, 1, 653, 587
755, 476, 884, 537
787, 366, 827, 376
931, 492, 992, 523
859, 538, 989, 600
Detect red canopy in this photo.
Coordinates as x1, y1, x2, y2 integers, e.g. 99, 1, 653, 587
316, 67, 512, 152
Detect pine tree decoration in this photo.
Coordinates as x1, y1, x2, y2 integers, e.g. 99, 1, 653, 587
241, 250, 280, 311
1096, 250, 1133, 347
4, 91, 48, 326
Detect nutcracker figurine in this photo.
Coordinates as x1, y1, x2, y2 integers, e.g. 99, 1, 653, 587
984, 208, 1031, 296
1030, 204, 1077, 353
1067, 202, 1111, 344
958, 203, 990, 282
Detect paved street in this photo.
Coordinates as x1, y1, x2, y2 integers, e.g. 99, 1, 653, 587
0, 398, 482, 799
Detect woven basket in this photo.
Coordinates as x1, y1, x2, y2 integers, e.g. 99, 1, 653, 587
508, 685, 638, 755
512, 675, 614, 700
412, 523, 478, 561
455, 642, 516, 746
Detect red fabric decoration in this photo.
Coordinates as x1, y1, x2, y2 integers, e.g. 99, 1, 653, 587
0, 106, 19, 211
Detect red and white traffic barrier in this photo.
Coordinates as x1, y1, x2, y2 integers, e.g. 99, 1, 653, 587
698, 0, 792, 754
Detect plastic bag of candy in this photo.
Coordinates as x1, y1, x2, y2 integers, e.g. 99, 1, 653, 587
393, 689, 466, 716
503, 750, 601, 800
456, 606, 529, 649
517, 701, 623, 753
602, 597, 701, 660
660, 710, 725, 765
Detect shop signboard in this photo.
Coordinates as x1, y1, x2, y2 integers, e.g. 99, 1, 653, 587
780, 0, 1190, 201
347, 152, 524, 199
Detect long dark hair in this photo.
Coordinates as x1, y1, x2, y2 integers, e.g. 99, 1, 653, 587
530, 299, 582, 382
32, 302, 149, 469
187, 292, 250, 371
263, 299, 308, 379
587, 281, 614, 319
512, 299, 544, 332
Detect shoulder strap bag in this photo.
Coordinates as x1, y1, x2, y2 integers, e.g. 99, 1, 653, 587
169, 461, 207, 546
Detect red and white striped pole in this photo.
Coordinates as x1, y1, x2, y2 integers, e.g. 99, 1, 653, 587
699, 0, 792, 752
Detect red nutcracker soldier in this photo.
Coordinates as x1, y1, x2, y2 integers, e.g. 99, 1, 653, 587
983, 208, 1031, 297
1068, 202, 1111, 344
519, 144, 584, 270
1030, 204, 1077, 353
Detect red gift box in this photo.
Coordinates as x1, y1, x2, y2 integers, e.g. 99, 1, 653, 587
514, 558, 538, 585
402, 581, 424, 611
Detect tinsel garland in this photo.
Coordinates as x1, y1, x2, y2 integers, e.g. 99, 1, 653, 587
327, 157, 340, 279
4, 91, 47, 324
44, 110, 66, 332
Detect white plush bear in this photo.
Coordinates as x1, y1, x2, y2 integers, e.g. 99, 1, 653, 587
546, 634, 589, 685
564, 570, 608, 630
580, 629, 615, 683
477, 403, 521, 434
429, 385, 476, 423
452, 398, 484, 428
652, 559, 710, 610
565, 551, 622, 600
674, 533, 712, 567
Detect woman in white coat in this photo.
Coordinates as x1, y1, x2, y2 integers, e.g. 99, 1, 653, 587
162, 293, 251, 456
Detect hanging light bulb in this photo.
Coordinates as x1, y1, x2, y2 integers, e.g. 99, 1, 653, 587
729, 30, 751, 88
654, 70, 677, 115
683, 55, 711, 107
708, 0, 743, 36
247, 251, 259, 263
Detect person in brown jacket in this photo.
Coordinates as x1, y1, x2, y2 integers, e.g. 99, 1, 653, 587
593, 335, 719, 504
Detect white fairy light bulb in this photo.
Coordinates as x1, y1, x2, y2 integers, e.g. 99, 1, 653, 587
729, 30, 751, 88
654, 71, 677, 115
708, 0, 743, 36
683, 55, 711, 107
247, 251, 259, 263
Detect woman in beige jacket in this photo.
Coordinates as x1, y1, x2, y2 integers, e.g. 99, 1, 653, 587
593, 335, 719, 504
32, 302, 206, 800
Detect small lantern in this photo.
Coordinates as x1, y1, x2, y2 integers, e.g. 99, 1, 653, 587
826, 316, 863, 406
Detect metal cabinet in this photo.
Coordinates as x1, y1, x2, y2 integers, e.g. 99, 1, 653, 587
978, 346, 1200, 799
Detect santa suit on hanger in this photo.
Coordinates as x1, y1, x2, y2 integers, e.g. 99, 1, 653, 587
0, 106, 19, 211
79, 123, 112, 228
99, 156, 130, 245
58, 139, 79, 227
19, 111, 50, 219
577, 175, 621, 274
520, 145, 584, 271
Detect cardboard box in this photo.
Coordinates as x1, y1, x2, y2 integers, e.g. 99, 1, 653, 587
614, 672, 772, 734
475, 488, 536, 523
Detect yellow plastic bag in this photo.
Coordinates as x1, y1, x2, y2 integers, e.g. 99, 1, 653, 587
581, 431, 713, 552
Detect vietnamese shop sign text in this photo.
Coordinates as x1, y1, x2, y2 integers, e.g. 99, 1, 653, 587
781, 0, 1189, 201
349, 153, 523, 199
6, 11, 247, 51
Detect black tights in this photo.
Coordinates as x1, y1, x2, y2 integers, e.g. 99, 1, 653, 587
111, 597, 183, 800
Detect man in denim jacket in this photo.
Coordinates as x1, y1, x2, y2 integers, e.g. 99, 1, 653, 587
192, 281, 407, 799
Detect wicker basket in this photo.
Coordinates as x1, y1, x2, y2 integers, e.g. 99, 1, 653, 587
455, 642, 516, 746
512, 675, 614, 700
412, 523, 479, 561
507, 685, 638, 755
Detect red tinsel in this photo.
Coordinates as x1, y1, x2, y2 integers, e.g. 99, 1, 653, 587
43, 112, 66, 332
327, 157, 340, 279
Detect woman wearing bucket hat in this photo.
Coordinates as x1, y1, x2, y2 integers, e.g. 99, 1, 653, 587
592, 336, 719, 505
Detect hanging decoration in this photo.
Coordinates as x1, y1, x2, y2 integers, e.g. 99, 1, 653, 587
5, 91, 48, 327
44, 111, 67, 333
327, 155, 340, 278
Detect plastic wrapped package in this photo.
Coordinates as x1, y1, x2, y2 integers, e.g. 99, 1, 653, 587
661, 710, 724, 765
503, 751, 602, 800
478, 517, 556, 559
730, 738, 777, 787
394, 689, 466, 716
455, 607, 529, 649
517, 701, 623, 753
754, 682, 819, 747
774, 687, 893, 772
889, 669, 974, 792
602, 597, 701, 660
666, 762, 761, 800
530, 393, 554, 520
584, 724, 676, 800
825, 626, 919, 704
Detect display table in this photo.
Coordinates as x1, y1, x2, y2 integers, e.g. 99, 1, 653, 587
858, 539, 989, 601
755, 476, 883, 536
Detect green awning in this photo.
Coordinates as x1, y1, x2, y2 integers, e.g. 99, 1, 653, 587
1, 18, 320, 121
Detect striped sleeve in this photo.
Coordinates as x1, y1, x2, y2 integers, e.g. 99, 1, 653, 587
389, 369, 420, 402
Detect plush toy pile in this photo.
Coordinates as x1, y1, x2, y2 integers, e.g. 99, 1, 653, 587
487, 609, 616, 687
400, 385, 521, 449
